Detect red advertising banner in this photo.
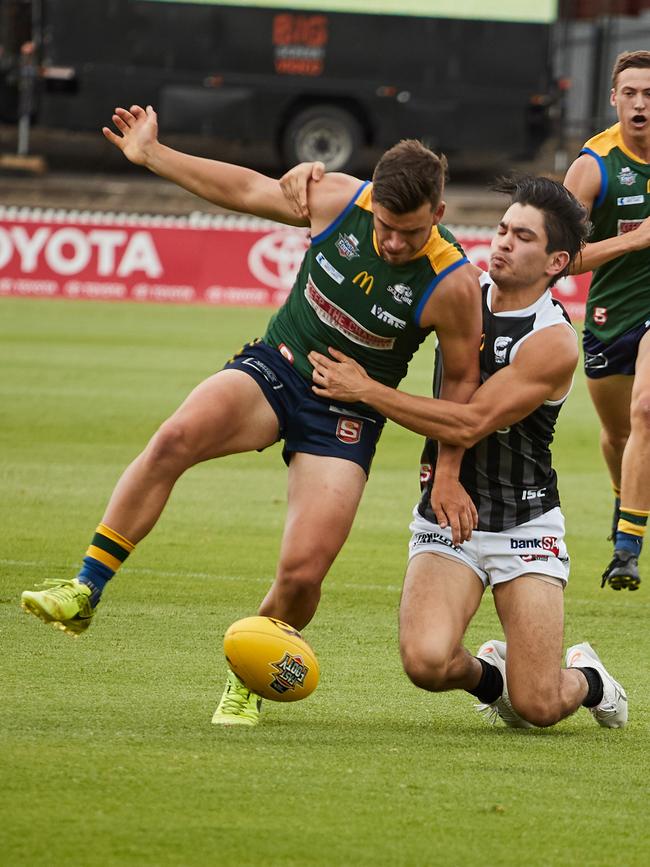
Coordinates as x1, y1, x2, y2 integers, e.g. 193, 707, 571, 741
0, 207, 591, 317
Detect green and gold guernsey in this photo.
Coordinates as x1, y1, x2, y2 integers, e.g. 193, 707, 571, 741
264, 181, 469, 388
581, 123, 650, 343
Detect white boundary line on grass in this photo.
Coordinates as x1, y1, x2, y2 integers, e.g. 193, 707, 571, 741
6, 559, 647, 607
1, 558, 403, 594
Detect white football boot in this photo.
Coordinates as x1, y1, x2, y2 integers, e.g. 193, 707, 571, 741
566, 642, 628, 729
475, 639, 534, 729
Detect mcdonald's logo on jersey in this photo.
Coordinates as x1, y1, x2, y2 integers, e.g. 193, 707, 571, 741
352, 270, 374, 295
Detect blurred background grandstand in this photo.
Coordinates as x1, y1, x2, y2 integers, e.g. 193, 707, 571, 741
1, 0, 650, 217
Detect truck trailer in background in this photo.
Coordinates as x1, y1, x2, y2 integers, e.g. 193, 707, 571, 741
0, 0, 559, 170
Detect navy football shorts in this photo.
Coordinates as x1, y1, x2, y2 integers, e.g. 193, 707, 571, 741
583, 319, 650, 379
223, 340, 386, 475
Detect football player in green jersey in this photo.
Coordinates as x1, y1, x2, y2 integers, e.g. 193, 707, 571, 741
20, 104, 482, 728
564, 50, 650, 592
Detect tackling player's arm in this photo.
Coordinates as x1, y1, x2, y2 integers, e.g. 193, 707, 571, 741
280, 161, 326, 219
418, 262, 482, 401
102, 105, 358, 230
417, 264, 482, 539
309, 323, 577, 448
564, 154, 650, 273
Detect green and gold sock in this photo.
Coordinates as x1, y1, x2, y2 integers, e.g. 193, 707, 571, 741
77, 523, 135, 604
615, 508, 648, 557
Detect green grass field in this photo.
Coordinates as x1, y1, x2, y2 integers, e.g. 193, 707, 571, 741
1, 297, 648, 867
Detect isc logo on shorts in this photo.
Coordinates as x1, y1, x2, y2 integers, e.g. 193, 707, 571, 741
336, 417, 363, 444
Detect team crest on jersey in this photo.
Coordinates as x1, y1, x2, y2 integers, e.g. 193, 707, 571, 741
617, 167, 638, 187
335, 232, 360, 260
336, 417, 363, 443
493, 335, 513, 365
387, 283, 413, 305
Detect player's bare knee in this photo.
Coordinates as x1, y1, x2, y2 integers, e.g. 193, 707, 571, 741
602, 426, 629, 452
509, 688, 562, 728
630, 390, 650, 434
275, 558, 327, 595
400, 641, 452, 691
146, 419, 198, 471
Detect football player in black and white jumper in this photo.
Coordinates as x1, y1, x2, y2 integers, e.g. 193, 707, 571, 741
308, 176, 628, 729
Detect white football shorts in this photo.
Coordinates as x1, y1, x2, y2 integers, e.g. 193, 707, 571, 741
408, 505, 570, 589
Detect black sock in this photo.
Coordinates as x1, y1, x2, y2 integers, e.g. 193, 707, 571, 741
578, 667, 604, 707
467, 657, 503, 704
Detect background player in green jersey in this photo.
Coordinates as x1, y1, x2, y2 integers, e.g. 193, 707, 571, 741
564, 50, 650, 591
20, 104, 482, 727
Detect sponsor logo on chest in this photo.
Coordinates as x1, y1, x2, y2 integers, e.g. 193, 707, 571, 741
316, 251, 345, 284
352, 270, 374, 295
617, 195, 645, 206
387, 283, 413, 305
370, 304, 406, 330
617, 218, 645, 235
305, 274, 395, 350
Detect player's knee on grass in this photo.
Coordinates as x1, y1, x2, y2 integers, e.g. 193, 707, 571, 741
508, 683, 564, 728
400, 640, 455, 692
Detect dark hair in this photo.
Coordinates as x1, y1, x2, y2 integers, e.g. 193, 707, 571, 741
372, 139, 447, 213
611, 50, 650, 88
492, 175, 590, 286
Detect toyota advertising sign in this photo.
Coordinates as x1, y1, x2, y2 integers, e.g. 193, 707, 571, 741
0, 207, 590, 317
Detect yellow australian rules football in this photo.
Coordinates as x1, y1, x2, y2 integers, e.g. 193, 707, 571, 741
223, 615, 320, 702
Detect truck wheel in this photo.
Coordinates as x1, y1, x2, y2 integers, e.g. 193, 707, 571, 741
282, 105, 363, 172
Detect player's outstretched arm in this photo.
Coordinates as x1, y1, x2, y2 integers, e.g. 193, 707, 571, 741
309, 324, 577, 447
564, 153, 650, 273
103, 104, 320, 226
